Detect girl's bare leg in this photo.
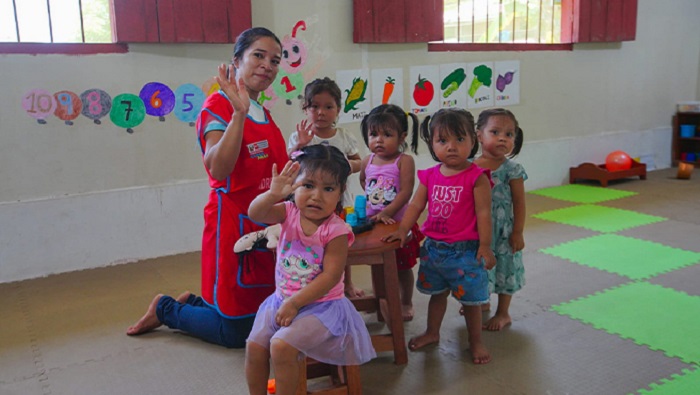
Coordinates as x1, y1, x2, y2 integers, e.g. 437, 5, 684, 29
270, 339, 302, 395
408, 291, 448, 351
483, 293, 512, 331
398, 269, 415, 321
463, 305, 491, 364
246, 342, 271, 395
343, 266, 366, 298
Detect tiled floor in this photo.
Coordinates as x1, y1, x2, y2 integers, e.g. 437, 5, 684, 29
1, 168, 699, 395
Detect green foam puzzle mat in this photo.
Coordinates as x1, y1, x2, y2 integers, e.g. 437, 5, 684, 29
541, 234, 700, 280
553, 282, 700, 364
635, 368, 700, 395
528, 184, 637, 203
533, 204, 666, 233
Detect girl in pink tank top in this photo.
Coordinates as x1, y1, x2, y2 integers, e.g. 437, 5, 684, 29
359, 104, 423, 321
382, 108, 497, 365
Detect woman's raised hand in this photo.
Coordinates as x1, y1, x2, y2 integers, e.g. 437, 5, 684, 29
215, 64, 250, 115
270, 161, 301, 197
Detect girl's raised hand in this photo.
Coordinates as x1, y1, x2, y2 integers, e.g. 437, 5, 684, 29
296, 119, 315, 147
215, 63, 250, 116
269, 161, 301, 197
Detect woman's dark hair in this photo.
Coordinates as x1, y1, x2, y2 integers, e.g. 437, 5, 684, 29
292, 144, 351, 192
420, 108, 478, 161
360, 104, 419, 154
476, 108, 523, 158
232, 27, 281, 62
302, 77, 342, 110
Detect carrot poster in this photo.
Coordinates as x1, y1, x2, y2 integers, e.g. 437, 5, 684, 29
494, 61, 520, 106
439, 63, 468, 109
371, 68, 403, 108
466, 62, 494, 110
336, 69, 370, 124
409, 65, 439, 115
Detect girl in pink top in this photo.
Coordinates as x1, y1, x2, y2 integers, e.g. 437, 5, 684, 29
246, 144, 375, 395
359, 104, 423, 321
383, 108, 496, 364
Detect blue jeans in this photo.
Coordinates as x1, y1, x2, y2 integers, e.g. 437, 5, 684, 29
156, 293, 254, 348
416, 238, 489, 306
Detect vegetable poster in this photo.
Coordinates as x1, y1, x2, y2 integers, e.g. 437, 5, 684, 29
466, 62, 494, 110
494, 61, 520, 106
439, 63, 468, 109
371, 68, 403, 108
409, 65, 439, 115
336, 69, 371, 125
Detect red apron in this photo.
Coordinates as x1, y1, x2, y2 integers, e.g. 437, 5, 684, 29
196, 93, 288, 318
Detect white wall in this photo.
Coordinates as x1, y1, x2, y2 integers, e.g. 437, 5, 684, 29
0, 0, 698, 282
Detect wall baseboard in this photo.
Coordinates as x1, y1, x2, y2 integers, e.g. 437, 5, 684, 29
0, 180, 208, 283
0, 127, 672, 283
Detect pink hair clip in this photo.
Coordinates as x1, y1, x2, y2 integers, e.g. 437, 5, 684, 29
290, 150, 304, 160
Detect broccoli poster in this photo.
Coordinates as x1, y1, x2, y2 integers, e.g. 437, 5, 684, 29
439, 63, 468, 110
494, 60, 520, 106
466, 62, 494, 110
336, 69, 371, 125
371, 68, 404, 108
409, 65, 440, 115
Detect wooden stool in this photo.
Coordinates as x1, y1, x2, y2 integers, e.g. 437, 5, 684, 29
295, 357, 362, 395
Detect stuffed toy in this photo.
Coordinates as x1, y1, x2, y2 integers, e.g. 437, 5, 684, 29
233, 223, 282, 253
234, 222, 355, 253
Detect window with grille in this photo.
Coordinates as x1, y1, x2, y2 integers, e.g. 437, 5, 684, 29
0, 0, 112, 43
442, 0, 563, 44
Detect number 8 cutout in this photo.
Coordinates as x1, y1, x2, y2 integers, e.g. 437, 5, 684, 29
80, 89, 112, 124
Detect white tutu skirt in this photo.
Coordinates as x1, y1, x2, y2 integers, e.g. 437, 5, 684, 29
247, 293, 377, 365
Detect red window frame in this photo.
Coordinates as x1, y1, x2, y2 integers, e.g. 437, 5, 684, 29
1, 0, 251, 55
354, 0, 637, 51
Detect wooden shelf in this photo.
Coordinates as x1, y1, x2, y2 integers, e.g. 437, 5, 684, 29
672, 112, 700, 166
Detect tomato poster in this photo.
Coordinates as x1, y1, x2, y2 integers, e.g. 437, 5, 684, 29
409, 65, 439, 115
494, 61, 520, 106
466, 62, 494, 110
336, 69, 371, 125
439, 63, 468, 110
371, 68, 403, 108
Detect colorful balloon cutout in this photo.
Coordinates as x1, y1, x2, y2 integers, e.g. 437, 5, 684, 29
271, 20, 308, 105
80, 89, 112, 124
110, 93, 146, 134
201, 77, 220, 96
605, 150, 633, 171
22, 89, 57, 124
140, 82, 175, 121
273, 69, 305, 105
53, 91, 82, 125
174, 83, 205, 126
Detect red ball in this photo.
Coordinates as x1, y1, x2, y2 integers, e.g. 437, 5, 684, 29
605, 150, 633, 171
